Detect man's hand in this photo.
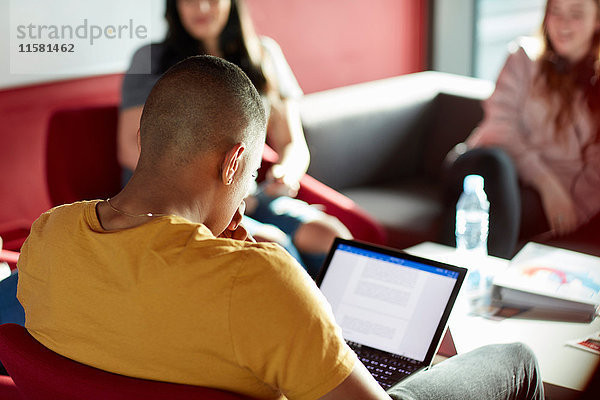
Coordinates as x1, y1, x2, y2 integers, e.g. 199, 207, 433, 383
260, 164, 301, 198
218, 201, 255, 242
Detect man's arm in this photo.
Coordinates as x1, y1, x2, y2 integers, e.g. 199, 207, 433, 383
319, 363, 391, 400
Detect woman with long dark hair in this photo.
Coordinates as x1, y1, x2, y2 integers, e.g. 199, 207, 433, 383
442, 0, 600, 259
117, 0, 350, 276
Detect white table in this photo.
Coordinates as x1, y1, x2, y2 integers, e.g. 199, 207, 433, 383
405, 242, 600, 395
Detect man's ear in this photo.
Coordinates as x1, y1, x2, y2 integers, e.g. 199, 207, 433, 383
221, 143, 246, 185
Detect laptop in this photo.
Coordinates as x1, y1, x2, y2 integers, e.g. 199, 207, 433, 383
316, 238, 467, 390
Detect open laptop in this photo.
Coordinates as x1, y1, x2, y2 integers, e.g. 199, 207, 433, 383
316, 238, 467, 390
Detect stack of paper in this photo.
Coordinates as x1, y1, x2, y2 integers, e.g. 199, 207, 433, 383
491, 243, 600, 322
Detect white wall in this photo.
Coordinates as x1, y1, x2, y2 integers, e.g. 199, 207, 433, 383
2, 0, 167, 89
474, 0, 545, 81
432, 0, 475, 77
432, 0, 545, 80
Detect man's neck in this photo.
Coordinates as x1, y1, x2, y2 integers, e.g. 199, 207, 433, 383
96, 173, 209, 231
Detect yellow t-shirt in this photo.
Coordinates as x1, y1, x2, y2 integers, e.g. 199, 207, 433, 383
17, 201, 356, 399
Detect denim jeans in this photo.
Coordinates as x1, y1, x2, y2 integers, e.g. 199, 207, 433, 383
387, 343, 544, 400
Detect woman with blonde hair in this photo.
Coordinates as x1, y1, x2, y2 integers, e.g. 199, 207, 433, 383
442, 0, 600, 258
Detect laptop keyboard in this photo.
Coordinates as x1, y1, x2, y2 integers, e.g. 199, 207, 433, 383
348, 342, 420, 390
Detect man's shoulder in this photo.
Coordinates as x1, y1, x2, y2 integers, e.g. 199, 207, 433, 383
20, 202, 99, 269
231, 241, 308, 281
224, 240, 297, 269
30, 201, 97, 231
167, 228, 300, 275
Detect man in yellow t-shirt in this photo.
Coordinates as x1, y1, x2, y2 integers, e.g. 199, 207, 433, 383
17, 56, 544, 400
17, 55, 386, 400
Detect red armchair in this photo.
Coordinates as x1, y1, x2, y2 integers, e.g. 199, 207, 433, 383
0, 323, 250, 400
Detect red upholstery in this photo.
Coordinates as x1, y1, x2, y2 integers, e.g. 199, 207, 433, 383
297, 175, 387, 244
0, 323, 251, 400
46, 106, 122, 207
0, 221, 30, 255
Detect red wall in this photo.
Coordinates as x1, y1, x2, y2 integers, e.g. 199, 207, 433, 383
247, 0, 427, 93
0, 0, 428, 250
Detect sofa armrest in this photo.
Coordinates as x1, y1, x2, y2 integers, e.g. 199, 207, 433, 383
297, 175, 387, 245
0, 220, 31, 253
420, 74, 493, 179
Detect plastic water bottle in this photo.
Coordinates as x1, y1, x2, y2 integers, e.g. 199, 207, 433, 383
455, 175, 489, 255
456, 175, 492, 313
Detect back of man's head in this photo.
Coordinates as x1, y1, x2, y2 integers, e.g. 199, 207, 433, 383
139, 55, 266, 168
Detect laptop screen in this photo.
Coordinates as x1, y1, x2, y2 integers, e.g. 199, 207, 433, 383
318, 240, 465, 363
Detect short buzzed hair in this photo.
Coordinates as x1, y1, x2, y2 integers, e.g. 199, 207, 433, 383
139, 55, 267, 165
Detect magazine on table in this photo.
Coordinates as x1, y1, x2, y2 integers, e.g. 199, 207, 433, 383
491, 243, 600, 322
567, 331, 600, 355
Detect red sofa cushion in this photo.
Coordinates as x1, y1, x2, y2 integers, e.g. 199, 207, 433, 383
46, 106, 121, 206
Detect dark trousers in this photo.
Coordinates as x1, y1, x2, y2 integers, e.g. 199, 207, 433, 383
439, 147, 549, 259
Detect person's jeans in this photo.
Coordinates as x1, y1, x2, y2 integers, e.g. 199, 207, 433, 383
0, 270, 24, 376
387, 343, 544, 400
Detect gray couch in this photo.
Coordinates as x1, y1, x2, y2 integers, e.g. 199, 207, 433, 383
300, 71, 600, 258
299, 71, 494, 250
